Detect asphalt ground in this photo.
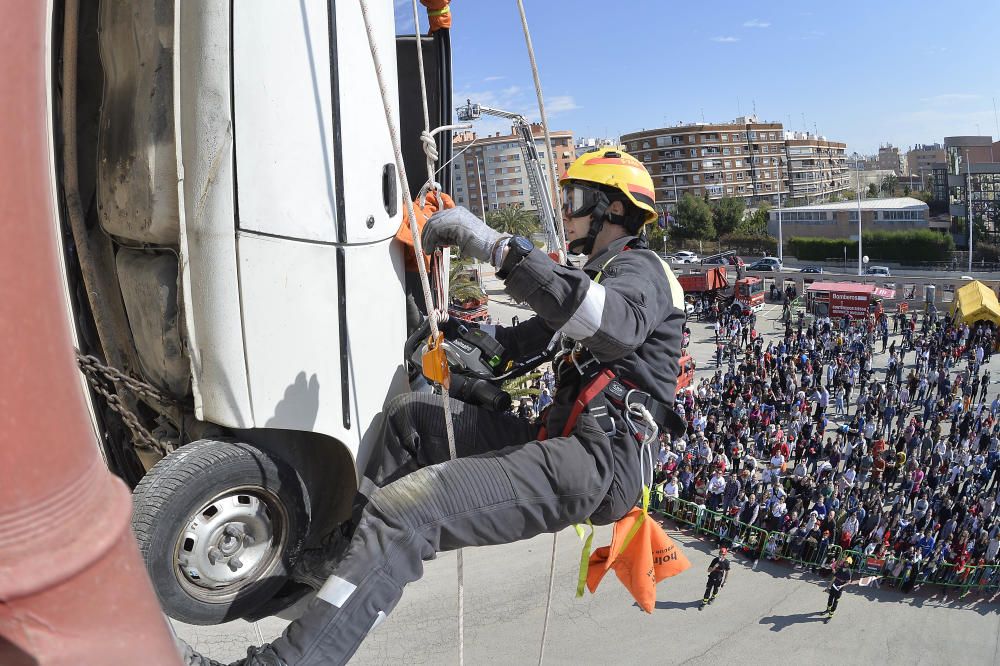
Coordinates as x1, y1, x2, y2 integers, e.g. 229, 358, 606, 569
174, 270, 1000, 665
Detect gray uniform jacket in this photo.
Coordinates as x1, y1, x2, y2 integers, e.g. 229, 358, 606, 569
493, 235, 687, 436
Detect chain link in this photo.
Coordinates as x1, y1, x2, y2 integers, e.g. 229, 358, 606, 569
74, 350, 176, 456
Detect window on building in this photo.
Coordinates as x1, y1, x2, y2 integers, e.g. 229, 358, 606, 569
723, 147, 731, 155
721, 133, 728, 141
693, 174, 700, 183
690, 148, 697, 157
642, 141, 650, 149
735, 160, 742, 167
688, 135, 695, 143
724, 160, 731, 168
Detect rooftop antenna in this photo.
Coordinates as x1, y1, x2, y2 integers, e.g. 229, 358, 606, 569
752, 99, 757, 117
801, 112, 807, 133
700, 108, 705, 123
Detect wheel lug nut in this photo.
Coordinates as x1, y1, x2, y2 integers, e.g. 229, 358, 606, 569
207, 547, 222, 565
228, 556, 243, 571
243, 534, 255, 547
225, 524, 244, 538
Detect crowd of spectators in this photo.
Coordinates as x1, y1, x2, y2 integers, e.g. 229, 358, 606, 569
654, 306, 1000, 594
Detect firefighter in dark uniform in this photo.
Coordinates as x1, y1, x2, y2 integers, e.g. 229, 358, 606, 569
702, 547, 731, 606
182, 149, 687, 665
825, 556, 854, 618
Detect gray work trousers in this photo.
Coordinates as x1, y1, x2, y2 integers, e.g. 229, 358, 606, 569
255, 391, 641, 665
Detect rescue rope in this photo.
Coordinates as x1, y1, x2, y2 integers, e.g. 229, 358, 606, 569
515, 2, 566, 657
358, 2, 464, 662
515, 0, 568, 263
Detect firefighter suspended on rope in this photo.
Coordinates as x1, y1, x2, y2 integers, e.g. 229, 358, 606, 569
182, 140, 690, 664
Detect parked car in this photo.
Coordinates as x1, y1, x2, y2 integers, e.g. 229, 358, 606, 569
702, 255, 745, 267
747, 257, 783, 272
865, 266, 891, 277
670, 251, 699, 264
800, 266, 824, 274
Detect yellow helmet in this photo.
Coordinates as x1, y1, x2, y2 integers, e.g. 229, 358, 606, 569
560, 149, 658, 225
844, 556, 854, 565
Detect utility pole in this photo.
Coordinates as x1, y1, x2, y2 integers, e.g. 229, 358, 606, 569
473, 149, 487, 221
854, 155, 864, 276
776, 174, 783, 263
967, 149, 973, 272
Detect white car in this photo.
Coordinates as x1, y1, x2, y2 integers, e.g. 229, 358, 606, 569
865, 266, 891, 277
671, 251, 699, 264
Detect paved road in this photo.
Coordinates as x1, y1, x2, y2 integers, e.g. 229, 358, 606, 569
174, 268, 1000, 665
176, 524, 1000, 665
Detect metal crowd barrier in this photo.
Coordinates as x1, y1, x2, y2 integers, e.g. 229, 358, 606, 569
653, 496, 997, 597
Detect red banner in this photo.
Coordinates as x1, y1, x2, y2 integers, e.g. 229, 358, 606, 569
830, 292, 870, 318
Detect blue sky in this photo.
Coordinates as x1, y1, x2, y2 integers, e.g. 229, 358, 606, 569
395, 0, 1000, 154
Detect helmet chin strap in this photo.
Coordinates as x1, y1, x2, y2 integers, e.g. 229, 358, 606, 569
568, 198, 609, 255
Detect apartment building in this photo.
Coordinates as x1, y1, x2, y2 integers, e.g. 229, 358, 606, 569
938, 136, 1000, 245
783, 132, 850, 203
574, 137, 616, 158
620, 116, 789, 210
906, 143, 946, 185
877, 144, 906, 175
451, 125, 574, 217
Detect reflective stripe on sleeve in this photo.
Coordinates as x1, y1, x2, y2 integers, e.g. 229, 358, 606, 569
560, 280, 606, 340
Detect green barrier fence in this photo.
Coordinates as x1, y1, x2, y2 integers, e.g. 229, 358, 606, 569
653, 496, 995, 598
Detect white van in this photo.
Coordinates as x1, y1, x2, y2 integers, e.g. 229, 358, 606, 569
52, 0, 449, 625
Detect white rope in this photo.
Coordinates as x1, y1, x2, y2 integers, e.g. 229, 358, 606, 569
409, 1, 463, 661
515, 0, 567, 263
516, 7, 567, 659
358, 3, 464, 663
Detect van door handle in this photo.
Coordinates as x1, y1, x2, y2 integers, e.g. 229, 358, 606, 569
382, 164, 397, 217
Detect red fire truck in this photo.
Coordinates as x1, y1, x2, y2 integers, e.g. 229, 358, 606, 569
677, 265, 764, 317
805, 281, 895, 319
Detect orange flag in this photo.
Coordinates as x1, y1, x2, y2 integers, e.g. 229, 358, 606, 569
586, 508, 691, 613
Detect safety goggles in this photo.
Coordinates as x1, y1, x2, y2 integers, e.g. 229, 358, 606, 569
561, 183, 605, 219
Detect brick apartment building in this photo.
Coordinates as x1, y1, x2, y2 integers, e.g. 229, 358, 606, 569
451, 125, 574, 218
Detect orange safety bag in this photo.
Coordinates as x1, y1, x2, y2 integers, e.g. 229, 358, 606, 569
580, 487, 691, 613
395, 191, 454, 273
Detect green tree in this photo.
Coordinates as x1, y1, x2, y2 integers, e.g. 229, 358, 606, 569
710, 197, 746, 237
912, 190, 933, 204
867, 183, 878, 198
673, 193, 715, 240
485, 204, 539, 237
903, 185, 912, 196
737, 203, 770, 236
880, 174, 899, 196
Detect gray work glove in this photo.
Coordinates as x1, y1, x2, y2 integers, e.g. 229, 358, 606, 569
421, 206, 506, 263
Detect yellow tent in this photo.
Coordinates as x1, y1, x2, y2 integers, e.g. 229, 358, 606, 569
953, 280, 1000, 327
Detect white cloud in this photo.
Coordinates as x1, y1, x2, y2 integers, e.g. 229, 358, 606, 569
545, 95, 580, 115
919, 93, 982, 106
483, 75, 506, 82
743, 19, 770, 28
711, 36, 740, 43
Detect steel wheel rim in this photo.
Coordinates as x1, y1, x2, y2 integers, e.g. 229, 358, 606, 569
172, 485, 288, 603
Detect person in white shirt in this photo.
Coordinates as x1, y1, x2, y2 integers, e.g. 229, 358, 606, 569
707, 470, 727, 511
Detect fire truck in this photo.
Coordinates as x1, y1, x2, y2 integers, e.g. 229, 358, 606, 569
805, 282, 895, 320
677, 264, 765, 318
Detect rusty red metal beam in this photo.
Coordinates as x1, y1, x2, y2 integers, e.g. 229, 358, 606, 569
0, 3, 179, 663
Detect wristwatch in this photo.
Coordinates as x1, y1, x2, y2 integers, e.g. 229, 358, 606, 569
496, 235, 534, 279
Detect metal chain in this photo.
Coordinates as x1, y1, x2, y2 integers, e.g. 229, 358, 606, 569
74, 350, 175, 456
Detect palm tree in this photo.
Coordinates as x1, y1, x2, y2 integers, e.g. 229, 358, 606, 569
485, 204, 540, 237
881, 174, 898, 197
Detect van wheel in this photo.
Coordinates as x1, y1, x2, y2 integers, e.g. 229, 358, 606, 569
131, 439, 309, 625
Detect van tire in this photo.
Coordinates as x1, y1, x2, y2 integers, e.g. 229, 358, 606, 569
132, 439, 309, 625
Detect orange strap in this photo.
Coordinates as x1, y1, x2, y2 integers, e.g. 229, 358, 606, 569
420, 0, 452, 32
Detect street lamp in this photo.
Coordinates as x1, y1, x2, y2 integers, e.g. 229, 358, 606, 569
853, 152, 864, 276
